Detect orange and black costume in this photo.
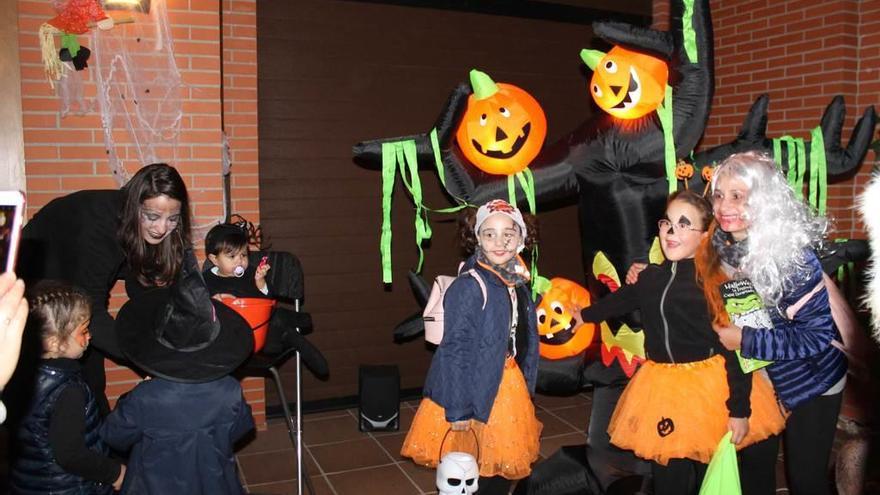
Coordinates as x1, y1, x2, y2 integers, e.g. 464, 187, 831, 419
580, 258, 785, 491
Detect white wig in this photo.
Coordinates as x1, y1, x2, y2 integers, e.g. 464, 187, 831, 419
712, 151, 829, 308
858, 171, 880, 340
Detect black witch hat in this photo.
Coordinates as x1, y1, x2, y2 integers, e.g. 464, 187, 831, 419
116, 250, 253, 383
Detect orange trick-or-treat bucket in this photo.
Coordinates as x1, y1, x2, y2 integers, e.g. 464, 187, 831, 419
221, 297, 276, 353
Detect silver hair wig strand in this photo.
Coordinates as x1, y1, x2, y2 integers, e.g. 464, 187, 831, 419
712, 151, 829, 308
858, 171, 880, 340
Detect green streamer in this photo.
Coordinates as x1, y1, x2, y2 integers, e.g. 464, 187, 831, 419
834, 238, 848, 287
530, 246, 551, 301
429, 129, 446, 187
515, 168, 537, 214
772, 139, 783, 170
427, 128, 471, 214
682, 0, 698, 64
795, 138, 806, 200
379, 139, 433, 283
395, 143, 431, 275
785, 138, 797, 188
809, 126, 828, 215
773, 136, 805, 199
380, 142, 401, 283
833, 256, 855, 300
657, 84, 677, 194
503, 168, 542, 298
507, 175, 517, 208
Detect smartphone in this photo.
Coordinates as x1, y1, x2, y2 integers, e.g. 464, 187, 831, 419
0, 191, 25, 273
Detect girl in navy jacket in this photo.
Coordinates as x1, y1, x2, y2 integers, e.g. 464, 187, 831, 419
10, 285, 124, 494
401, 199, 542, 490
702, 151, 847, 495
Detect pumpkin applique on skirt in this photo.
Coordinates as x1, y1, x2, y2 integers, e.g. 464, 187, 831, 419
401, 358, 542, 480
607, 354, 786, 465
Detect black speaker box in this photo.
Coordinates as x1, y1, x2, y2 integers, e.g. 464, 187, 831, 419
358, 364, 400, 432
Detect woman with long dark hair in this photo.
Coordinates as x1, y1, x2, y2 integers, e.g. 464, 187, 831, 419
19, 163, 192, 414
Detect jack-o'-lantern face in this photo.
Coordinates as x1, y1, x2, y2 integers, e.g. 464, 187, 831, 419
537, 278, 597, 360
581, 47, 668, 120
675, 161, 694, 180
456, 70, 547, 176
657, 417, 675, 437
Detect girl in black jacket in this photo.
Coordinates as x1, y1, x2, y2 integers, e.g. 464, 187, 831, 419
576, 191, 785, 495
10, 284, 124, 494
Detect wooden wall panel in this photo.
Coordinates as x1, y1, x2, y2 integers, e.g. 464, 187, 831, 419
257, 0, 651, 402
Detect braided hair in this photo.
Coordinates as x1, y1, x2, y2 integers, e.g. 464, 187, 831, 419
27, 283, 91, 347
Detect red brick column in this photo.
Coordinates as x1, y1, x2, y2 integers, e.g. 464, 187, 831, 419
18, 0, 265, 428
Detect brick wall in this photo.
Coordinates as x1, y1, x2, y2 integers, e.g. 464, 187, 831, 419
654, 0, 879, 238
17, 0, 264, 427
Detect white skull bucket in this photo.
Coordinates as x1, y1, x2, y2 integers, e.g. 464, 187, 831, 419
436, 428, 480, 495
436, 451, 479, 495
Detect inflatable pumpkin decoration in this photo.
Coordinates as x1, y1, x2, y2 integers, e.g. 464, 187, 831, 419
581, 46, 668, 120
455, 69, 547, 176
537, 277, 596, 360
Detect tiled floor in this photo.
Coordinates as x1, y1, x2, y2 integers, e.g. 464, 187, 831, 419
238, 392, 595, 495
1, 388, 877, 494
238, 391, 880, 495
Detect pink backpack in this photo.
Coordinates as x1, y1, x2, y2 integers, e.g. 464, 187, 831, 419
423, 264, 488, 345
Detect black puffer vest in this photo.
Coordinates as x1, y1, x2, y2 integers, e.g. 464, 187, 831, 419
10, 361, 112, 495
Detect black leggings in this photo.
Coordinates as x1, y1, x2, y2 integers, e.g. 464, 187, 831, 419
783, 391, 843, 495
651, 435, 780, 495
651, 458, 707, 495
738, 435, 779, 495
476, 475, 511, 495
734, 391, 842, 495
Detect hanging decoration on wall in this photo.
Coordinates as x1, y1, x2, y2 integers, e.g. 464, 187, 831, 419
39, 0, 116, 86
89, 0, 183, 186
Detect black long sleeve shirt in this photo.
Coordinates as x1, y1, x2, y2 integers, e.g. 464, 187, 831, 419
580, 259, 752, 417
20, 191, 127, 360
46, 359, 122, 485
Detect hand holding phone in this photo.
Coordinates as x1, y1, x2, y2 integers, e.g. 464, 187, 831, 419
0, 191, 25, 274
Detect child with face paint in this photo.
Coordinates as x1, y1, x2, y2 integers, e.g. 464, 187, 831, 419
401, 199, 542, 493
203, 223, 271, 299
10, 284, 125, 494
574, 190, 785, 495
700, 152, 847, 495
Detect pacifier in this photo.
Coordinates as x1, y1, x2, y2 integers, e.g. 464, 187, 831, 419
233, 266, 245, 277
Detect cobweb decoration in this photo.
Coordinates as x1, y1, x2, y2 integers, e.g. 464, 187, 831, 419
57, 66, 94, 117
90, 0, 182, 186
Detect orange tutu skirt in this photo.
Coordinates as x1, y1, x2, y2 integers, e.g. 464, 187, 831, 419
401, 358, 543, 479
608, 354, 786, 465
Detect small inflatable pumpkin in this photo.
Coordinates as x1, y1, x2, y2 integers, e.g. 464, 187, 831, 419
455, 69, 547, 176
536, 277, 596, 360
581, 47, 669, 120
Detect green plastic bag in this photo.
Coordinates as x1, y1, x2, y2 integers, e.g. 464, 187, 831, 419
699, 431, 742, 495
